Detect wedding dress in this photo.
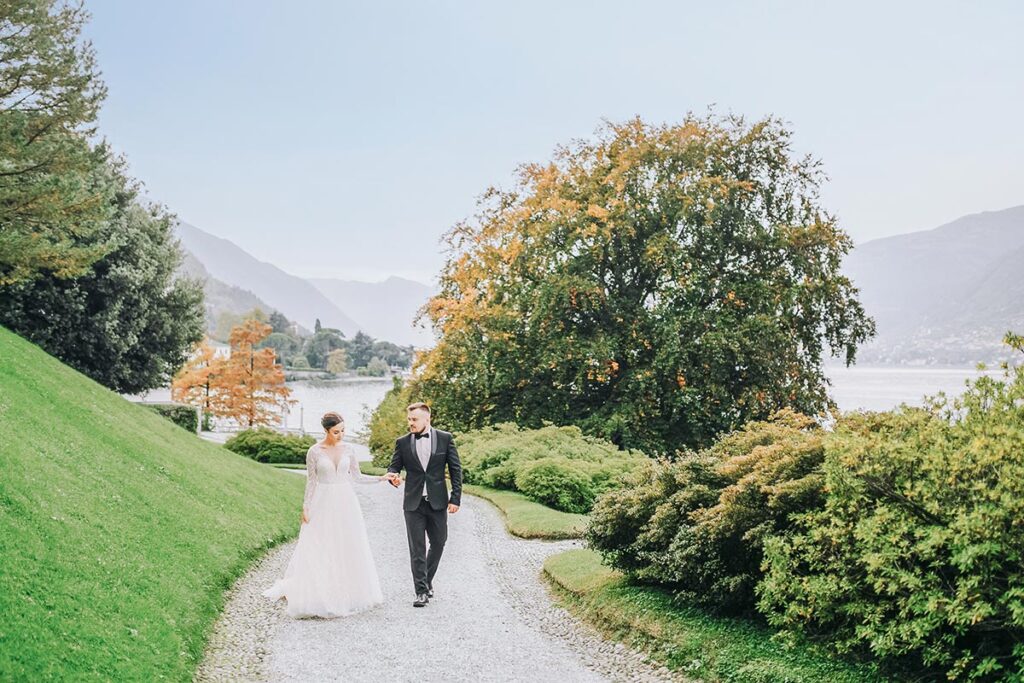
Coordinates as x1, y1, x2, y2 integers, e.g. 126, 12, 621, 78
262, 442, 384, 618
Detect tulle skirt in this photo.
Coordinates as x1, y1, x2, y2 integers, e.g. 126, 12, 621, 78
262, 481, 384, 618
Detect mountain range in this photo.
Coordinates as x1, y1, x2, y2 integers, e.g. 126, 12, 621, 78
175, 205, 1023, 364
842, 205, 1024, 365
174, 222, 435, 347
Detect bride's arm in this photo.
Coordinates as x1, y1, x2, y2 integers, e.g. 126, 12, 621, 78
347, 450, 385, 484
302, 446, 318, 518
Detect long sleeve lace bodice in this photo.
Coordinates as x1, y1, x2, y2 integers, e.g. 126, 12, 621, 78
303, 445, 319, 511
303, 443, 378, 511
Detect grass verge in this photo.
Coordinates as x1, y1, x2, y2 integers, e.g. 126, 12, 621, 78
0, 326, 304, 681
464, 484, 587, 539
543, 549, 887, 683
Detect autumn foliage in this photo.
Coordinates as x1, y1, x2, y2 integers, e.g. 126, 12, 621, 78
415, 114, 875, 454
173, 319, 291, 428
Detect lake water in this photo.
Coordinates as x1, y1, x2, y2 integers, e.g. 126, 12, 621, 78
133, 366, 1007, 437
280, 378, 393, 435
825, 365, 1003, 412
130, 377, 394, 437
284, 367, 1003, 424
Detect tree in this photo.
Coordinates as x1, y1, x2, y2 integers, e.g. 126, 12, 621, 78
302, 328, 345, 369
171, 339, 222, 427
0, 161, 206, 393
213, 307, 267, 342
360, 356, 388, 377
0, 0, 112, 284
348, 331, 375, 369
314, 318, 322, 333
257, 332, 299, 362
215, 319, 291, 427
326, 348, 348, 374
268, 310, 291, 334
416, 115, 875, 454
372, 339, 414, 368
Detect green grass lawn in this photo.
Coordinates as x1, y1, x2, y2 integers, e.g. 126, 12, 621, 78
463, 484, 587, 539
0, 326, 304, 681
544, 549, 888, 683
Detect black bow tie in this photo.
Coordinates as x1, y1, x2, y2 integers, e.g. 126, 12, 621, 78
414, 431, 430, 440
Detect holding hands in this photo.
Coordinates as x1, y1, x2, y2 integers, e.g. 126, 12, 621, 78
383, 472, 402, 488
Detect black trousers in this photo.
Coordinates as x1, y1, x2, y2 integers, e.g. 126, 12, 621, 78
404, 496, 448, 595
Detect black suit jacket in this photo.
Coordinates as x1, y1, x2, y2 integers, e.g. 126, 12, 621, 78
387, 428, 463, 512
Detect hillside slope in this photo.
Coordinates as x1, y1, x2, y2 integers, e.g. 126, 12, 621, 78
844, 205, 1024, 364
0, 327, 303, 680
176, 222, 362, 336
178, 249, 279, 334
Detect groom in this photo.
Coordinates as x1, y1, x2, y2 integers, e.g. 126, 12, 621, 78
385, 402, 462, 607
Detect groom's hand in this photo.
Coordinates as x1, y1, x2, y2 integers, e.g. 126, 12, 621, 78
448, 503, 459, 514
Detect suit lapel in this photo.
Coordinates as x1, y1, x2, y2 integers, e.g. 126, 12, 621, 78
426, 428, 442, 470
406, 433, 424, 472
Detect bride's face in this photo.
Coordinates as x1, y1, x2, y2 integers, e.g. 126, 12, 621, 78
326, 424, 344, 444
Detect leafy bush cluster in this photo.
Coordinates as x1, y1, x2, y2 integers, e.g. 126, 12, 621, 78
587, 408, 824, 613
224, 428, 315, 464
758, 371, 1024, 681
367, 377, 414, 468
459, 423, 647, 513
140, 403, 199, 433
588, 339, 1024, 681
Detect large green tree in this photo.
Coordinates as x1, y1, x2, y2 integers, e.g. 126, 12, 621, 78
0, 161, 205, 393
417, 115, 874, 454
0, 0, 112, 284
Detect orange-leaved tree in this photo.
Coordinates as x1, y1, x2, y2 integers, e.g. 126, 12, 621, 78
171, 339, 225, 424
217, 319, 292, 427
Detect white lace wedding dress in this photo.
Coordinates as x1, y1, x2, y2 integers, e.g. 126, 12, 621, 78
262, 442, 384, 618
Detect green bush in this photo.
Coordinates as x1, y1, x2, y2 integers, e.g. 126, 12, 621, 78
458, 423, 646, 513
140, 402, 198, 433
514, 458, 596, 514
357, 356, 388, 377
758, 368, 1024, 682
366, 377, 413, 468
290, 355, 310, 369
224, 428, 315, 464
587, 409, 825, 614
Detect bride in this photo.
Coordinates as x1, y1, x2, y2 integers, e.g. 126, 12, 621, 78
263, 411, 386, 618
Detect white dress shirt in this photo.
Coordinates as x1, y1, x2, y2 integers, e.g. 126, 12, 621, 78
414, 427, 433, 499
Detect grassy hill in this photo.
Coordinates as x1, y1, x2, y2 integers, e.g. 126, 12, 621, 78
0, 326, 304, 680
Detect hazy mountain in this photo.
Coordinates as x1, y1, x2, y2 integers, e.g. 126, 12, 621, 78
844, 205, 1024, 365
309, 276, 435, 347
176, 250, 278, 334
175, 222, 361, 336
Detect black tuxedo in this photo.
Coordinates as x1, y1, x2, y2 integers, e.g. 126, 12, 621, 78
387, 428, 463, 595
388, 428, 462, 511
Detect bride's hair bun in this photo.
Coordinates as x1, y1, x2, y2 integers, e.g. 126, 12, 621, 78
321, 411, 344, 430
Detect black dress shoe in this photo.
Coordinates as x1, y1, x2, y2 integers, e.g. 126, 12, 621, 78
413, 593, 429, 607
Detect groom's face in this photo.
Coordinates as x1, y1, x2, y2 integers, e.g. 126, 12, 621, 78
407, 409, 430, 434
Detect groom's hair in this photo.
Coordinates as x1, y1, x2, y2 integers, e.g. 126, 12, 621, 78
407, 402, 431, 415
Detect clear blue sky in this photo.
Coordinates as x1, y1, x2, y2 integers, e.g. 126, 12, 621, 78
84, 0, 1023, 284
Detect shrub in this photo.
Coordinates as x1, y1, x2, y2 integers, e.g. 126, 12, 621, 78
458, 423, 646, 513
290, 355, 310, 369
514, 458, 596, 514
357, 356, 388, 377
224, 428, 315, 464
366, 377, 413, 468
587, 409, 826, 614
140, 402, 198, 433
758, 374, 1024, 681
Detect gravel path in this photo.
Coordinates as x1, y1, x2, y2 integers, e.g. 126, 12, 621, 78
196, 475, 679, 682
